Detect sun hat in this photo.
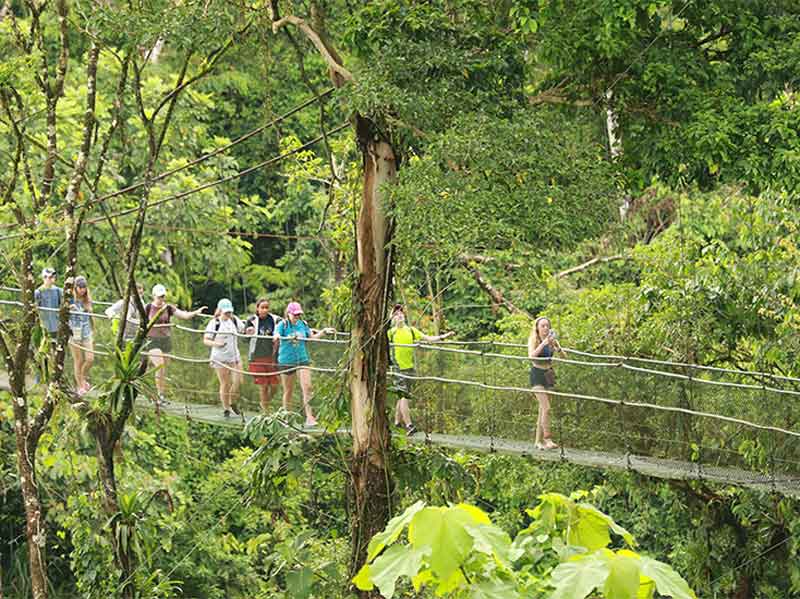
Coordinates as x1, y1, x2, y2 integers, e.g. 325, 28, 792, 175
217, 298, 234, 313
152, 284, 167, 297
286, 301, 304, 315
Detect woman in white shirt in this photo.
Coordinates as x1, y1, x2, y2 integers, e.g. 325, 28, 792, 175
204, 298, 244, 417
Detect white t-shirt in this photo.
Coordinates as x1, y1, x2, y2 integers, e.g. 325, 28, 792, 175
204, 317, 243, 364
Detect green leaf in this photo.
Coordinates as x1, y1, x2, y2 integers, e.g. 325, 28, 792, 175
367, 500, 426, 561
465, 523, 514, 568
352, 565, 374, 591
285, 566, 314, 599
603, 552, 641, 599
368, 544, 428, 599
640, 558, 697, 599
548, 555, 609, 599
469, 579, 523, 599
409, 506, 474, 580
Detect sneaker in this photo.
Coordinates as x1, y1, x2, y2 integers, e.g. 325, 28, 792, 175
405, 424, 418, 436
157, 394, 170, 406
230, 403, 241, 416
223, 409, 231, 418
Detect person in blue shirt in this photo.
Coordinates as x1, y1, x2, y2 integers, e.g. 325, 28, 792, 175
528, 316, 565, 450
34, 267, 62, 338
275, 301, 334, 427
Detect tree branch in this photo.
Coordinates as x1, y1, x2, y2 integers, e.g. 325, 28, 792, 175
555, 254, 625, 279
271, 15, 354, 85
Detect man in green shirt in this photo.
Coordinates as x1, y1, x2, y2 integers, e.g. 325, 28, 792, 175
387, 303, 454, 435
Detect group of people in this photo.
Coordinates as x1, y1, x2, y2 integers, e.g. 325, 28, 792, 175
34, 268, 565, 445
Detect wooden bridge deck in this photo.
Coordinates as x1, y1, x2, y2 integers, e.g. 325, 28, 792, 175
2, 374, 798, 497
141, 396, 800, 498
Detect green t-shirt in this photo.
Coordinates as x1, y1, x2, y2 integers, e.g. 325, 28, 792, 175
388, 325, 423, 370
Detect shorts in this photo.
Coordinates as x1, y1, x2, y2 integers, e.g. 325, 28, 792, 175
211, 359, 241, 371
70, 324, 92, 342
249, 356, 280, 386
278, 361, 310, 375
530, 366, 553, 389
70, 333, 93, 349
146, 336, 172, 354
389, 368, 415, 397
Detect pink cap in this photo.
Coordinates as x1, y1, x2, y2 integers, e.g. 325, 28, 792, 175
286, 301, 304, 315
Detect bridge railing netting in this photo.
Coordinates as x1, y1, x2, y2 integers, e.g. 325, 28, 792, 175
2, 298, 799, 483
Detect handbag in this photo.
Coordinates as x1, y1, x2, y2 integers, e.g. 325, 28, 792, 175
544, 368, 556, 387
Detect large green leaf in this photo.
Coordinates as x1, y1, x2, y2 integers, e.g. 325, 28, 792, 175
367, 500, 426, 562
465, 523, 514, 568
602, 552, 641, 599
408, 506, 474, 580
548, 555, 609, 599
469, 579, 523, 599
285, 566, 314, 599
368, 544, 428, 599
640, 558, 697, 599
577, 504, 636, 548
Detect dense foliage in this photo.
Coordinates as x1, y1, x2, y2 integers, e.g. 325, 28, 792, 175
3, 0, 800, 597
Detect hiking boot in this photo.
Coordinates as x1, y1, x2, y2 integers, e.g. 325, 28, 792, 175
405, 423, 418, 436
223, 409, 231, 418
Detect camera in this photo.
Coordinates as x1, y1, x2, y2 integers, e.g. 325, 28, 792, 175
549, 330, 558, 339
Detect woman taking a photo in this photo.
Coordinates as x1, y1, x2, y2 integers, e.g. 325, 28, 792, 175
69, 276, 94, 396
528, 316, 564, 450
275, 301, 334, 427
204, 298, 244, 418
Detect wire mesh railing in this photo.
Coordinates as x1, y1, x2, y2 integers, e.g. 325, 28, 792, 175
2, 298, 800, 492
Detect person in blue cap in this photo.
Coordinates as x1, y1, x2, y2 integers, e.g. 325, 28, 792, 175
204, 298, 244, 417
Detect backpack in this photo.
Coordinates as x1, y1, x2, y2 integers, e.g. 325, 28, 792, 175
212, 316, 241, 337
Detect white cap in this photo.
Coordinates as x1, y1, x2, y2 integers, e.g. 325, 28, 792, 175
152, 284, 167, 297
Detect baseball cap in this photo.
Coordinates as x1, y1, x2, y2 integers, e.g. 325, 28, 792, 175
42, 267, 56, 277
152, 284, 167, 297
286, 301, 304, 315
217, 298, 234, 313
75, 276, 87, 288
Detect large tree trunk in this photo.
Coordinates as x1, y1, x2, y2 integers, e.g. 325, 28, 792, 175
14, 427, 48, 599
348, 117, 396, 583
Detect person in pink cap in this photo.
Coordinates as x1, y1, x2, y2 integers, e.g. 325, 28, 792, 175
274, 301, 334, 427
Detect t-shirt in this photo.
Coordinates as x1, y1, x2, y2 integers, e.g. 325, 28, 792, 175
388, 326, 423, 371
34, 286, 63, 333
245, 314, 280, 359
106, 299, 141, 339
276, 319, 312, 365
204, 317, 243, 364
145, 303, 176, 338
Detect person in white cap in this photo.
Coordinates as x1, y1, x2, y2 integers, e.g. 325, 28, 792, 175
274, 301, 334, 427
34, 267, 62, 339
204, 298, 244, 418
144, 283, 207, 404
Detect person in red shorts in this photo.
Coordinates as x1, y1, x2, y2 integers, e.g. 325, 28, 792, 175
245, 298, 282, 411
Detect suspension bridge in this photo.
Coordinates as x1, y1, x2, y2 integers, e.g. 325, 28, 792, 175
2, 295, 800, 498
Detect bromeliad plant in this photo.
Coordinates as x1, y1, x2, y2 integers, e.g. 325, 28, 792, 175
354, 492, 696, 599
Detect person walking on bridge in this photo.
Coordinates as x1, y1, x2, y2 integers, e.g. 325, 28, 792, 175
68, 276, 95, 396
244, 298, 282, 412
275, 301, 334, 427
528, 316, 565, 450
144, 284, 207, 405
34, 267, 62, 341
388, 303, 454, 435
205, 298, 244, 418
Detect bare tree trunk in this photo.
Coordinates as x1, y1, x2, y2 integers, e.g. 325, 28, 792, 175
348, 119, 396, 582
